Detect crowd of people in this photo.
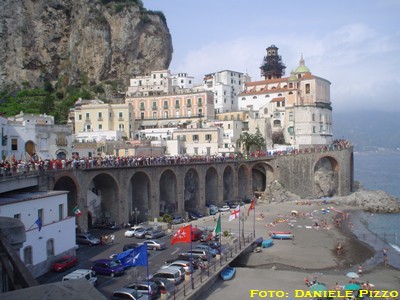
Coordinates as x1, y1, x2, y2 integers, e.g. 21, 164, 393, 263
1, 139, 352, 176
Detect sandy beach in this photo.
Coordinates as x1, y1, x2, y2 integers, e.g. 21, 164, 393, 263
205, 200, 400, 299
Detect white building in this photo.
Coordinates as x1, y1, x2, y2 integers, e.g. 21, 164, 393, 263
7, 112, 73, 160
0, 190, 76, 278
239, 54, 332, 148
203, 70, 246, 114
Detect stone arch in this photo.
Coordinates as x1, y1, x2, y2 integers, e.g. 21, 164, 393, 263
238, 164, 251, 200
130, 172, 152, 224
313, 156, 339, 197
223, 165, 234, 202
205, 167, 218, 206
53, 175, 78, 218
252, 162, 274, 193
159, 170, 178, 215
87, 173, 119, 227
184, 168, 199, 212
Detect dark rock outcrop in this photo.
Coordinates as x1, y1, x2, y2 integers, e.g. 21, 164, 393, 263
0, 0, 173, 89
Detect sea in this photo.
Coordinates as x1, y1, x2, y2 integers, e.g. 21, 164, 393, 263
353, 150, 400, 268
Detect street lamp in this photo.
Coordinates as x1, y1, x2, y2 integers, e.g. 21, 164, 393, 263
133, 207, 140, 226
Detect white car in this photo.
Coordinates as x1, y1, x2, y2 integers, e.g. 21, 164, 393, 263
124, 226, 144, 237
218, 205, 230, 212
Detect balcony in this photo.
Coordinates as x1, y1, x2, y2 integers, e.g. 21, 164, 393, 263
187, 104, 192, 107
140, 107, 145, 111
163, 105, 168, 109
175, 105, 180, 108
56, 139, 68, 146
152, 106, 158, 110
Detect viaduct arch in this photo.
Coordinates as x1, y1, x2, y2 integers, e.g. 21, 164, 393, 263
50, 149, 353, 231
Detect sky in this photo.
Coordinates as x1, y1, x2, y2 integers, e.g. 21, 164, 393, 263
142, 0, 400, 113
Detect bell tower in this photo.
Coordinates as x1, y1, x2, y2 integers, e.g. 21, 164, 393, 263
260, 45, 286, 80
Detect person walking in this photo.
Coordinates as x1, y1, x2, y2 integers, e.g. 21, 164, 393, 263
383, 248, 388, 266
110, 234, 115, 244
358, 264, 363, 276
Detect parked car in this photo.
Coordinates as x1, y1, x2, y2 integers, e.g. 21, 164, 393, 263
145, 229, 165, 239
172, 216, 184, 224
191, 228, 203, 241
209, 205, 219, 215
91, 259, 124, 277
151, 267, 183, 285
62, 269, 97, 285
143, 240, 167, 251
161, 260, 193, 273
124, 282, 160, 299
149, 278, 176, 296
194, 244, 218, 257
199, 231, 213, 242
111, 288, 143, 300
76, 233, 100, 246
52, 255, 78, 272
178, 252, 208, 262
218, 205, 230, 212
134, 227, 151, 239
123, 243, 141, 252
124, 226, 145, 237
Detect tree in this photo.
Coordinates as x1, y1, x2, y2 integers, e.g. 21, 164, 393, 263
237, 128, 266, 156
272, 130, 285, 145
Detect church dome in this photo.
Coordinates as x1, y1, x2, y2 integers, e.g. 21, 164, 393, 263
294, 55, 310, 74
287, 71, 297, 82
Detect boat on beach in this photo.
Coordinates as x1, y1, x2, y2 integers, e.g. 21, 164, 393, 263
270, 233, 294, 240
220, 266, 236, 280
268, 231, 292, 236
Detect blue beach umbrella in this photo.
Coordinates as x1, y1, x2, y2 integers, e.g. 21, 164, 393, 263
344, 283, 361, 291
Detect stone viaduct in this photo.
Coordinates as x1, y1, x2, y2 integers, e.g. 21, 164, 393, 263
46, 148, 353, 231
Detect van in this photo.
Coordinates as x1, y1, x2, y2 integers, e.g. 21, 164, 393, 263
151, 267, 183, 285
62, 269, 97, 285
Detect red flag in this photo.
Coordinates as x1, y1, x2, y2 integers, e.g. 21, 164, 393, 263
247, 197, 256, 216
171, 224, 191, 245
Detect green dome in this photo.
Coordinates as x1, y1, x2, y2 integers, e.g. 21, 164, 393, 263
294, 55, 310, 73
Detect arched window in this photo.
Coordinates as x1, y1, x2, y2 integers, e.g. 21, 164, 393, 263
265, 94, 270, 97
241, 97, 246, 100
252, 96, 257, 99
47, 239, 55, 257
23, 246, 33, 265
278, 93, 282, 96
264, 108, 268, 114
273, 120, 281, 127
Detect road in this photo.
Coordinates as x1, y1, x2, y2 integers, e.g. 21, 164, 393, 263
36, 211, 247, 298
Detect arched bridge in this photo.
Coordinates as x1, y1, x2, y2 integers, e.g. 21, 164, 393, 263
44, 148, 353, 231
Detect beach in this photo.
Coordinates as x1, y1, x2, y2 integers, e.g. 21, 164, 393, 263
205, 200, 400, 299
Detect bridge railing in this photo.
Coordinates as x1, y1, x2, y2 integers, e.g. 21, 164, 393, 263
171, 232, 255, 300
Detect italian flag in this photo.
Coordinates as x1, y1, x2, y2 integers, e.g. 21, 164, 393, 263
213, 214, 221, 236
72, 206, 82, 216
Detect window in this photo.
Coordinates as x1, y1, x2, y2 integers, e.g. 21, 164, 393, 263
140, 102, 145, 110
175, 99, 180, 108
47, 239, 55, 257
11, 138, 18, 150
59, 204, 63, 221
306, 83, 310, 94
264, 108, 268, 115
152, 112, 157, 119
175, 110, 180, 118
274, 112, 280, 118
192, 135, 199, 142
253, 96, 257, 99
198, 109, 203, 116
118, 112, 123, 119
289, 112, 294, 121
38, 208, 44, 225
187, 98, 192, 107
85, 113, 89, 120
194, 147, 198, 155
119, 123, 125, 130
78, 114, 82, 120
14, 213, 21, 219
152, 102, 157, 109
242, 97, 246, 100
228, 124, 231, 129
98, 124, 102, 130
187, 109, 192, 117
288, 127, 294, 135
98, 112, 102, 119
289, 83, 293, 88
164, 100, 168, 109
312, 113, 315, 122
164, 111, 168, 118
198, 98, 203, 106
140, 112, 144, 119
23, 246, 33, 265
205, 134, 212, 142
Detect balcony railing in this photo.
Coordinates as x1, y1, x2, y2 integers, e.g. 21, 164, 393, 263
56, 139, 68, 146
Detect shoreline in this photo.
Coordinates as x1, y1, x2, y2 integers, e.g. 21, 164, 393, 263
205, 200, 400, 299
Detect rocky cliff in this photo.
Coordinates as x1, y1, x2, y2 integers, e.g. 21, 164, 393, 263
0, 0, 173, 89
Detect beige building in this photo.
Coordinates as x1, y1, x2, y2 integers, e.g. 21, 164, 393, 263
239, 54, 332, 148
173, 127, 222, 156
72, 99, 134, 142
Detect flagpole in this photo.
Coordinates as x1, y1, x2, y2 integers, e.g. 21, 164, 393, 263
253, 196, 256, 238
146, 253, 150, 300
238, 206, 241, 250
189, 224, 194, 289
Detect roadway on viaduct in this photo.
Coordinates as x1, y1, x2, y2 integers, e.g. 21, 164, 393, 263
45, 148, 353, 232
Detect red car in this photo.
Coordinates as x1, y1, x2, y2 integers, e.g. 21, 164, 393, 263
52, 255, 78, 272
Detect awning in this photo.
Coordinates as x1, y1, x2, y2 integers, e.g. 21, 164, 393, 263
140, 120, 158, 127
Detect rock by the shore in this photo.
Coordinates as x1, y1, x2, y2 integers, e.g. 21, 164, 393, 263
336, 189, 400, 213
265, 180, 400, 213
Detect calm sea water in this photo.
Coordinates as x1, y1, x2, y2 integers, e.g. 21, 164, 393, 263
354, 151, 400, 253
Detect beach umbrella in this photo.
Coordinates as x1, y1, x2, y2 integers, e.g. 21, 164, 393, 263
344, 283, 361, 291
346, 271, 359, 279
310, 283, 327, 293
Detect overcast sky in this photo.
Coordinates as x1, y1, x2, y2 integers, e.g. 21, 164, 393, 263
142, 0, 400, 112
